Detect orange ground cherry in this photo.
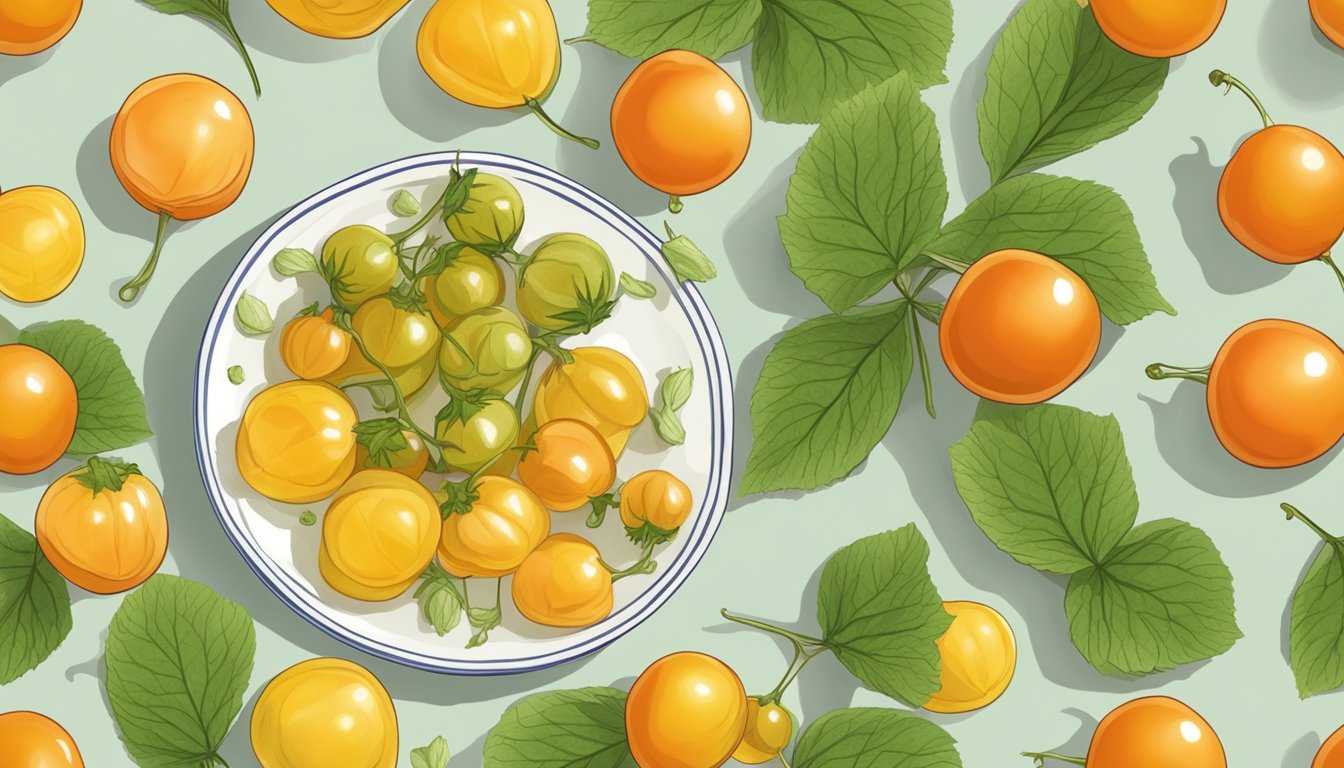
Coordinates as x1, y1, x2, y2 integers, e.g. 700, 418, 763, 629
36, 457, 168, 594
1025, 696, 1225, 768
1147, 319, 1344, 468
1314, 0, 1344, 49
0, 185, 85, 302
611, 50, 751, 213
0, 0, 82, 56
0, 711, 84, 768
264, 0, 408, 39
939, 249, 1101, 404
1090, 0, 1225, 58
925, 601, 1016, 714
0, 344, 78, 475
731, 699, 793, 765
1314, 723, 1344, 768
511, 533, 613, 628
626, 651, 749, 768
533, 346, 649, 458
110, 74, 255, 302
619, 469, 694, 545
280, 307, 352, 380
517, 418, 616, 512
436, 475, 550, 578
1211, 70, 1344, 289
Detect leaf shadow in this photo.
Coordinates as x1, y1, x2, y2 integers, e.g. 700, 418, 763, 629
1260, 0, 1344, 108
230, 1, 381, 64
727, 331, 807, 512
947, 2, 1020, 202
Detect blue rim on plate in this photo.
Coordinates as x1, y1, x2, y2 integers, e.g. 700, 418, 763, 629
193, 151, 734, 675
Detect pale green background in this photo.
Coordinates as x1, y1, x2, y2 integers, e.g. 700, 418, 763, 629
1, 1, 1340, 765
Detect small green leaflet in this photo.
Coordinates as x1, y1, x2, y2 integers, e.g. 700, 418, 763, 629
411, 736, 452, 768
299, 510, 317, 526
650, 367, 693, 445
793, 708, 961, 768
781, 75, 947, 313
137, 0, 261, 97
483, 687, 636, 768
753, 0, 954, 123
21, 319, 153, 455
742, 301, 912, 494
619, 272, 657, 300
468, 604, 502, 649
817, 525, 951, 706
235, 291, 273, 335
662, 223, 717, 283
391, 189, 422, 217
272, 247, 320, 277
0, 513, 72, 685
414, 563, 465, 637
353, 418, 411, 468
927, 173, 1175, 325
227, 365, 245, 385
584, 0, 762, 59
978, 0, 1167, 182
1281, 504, 1344, 698
106, 574, 256, 768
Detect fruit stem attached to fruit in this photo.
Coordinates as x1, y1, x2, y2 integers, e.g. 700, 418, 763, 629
1319, 253, 1344, 296
1281, 503, 1340, 544
118, 210, 173, 303
603, 541, 659, 582
1209, 70, 1275, 129
720, 608, 827, 650
1021, 752, 1086, 766
563, 35, 595, 45
524, 98, 600, 150
1145, 362, 1210, 385
668, 195, 684, 214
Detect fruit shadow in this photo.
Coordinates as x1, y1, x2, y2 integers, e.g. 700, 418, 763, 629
375, 0, 517, 144
1168, 136, 1286, 295
229, 2, 380, 64
554, 44, 667, 217
0, 48, 54, 91
1284, 732, 1323, 768
63, 625, 140, 764
1139, 382, 1336, 497
1260, 0, 1344, 108
946, 2, 1021, 202
1022, 708, 1099, 762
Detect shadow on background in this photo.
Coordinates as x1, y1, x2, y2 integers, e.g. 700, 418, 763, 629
1285, 732, 1323, 768
1260, 0, 1344, 108
947, 6, 1019, 201
0, 48, 54, 91
231, 2, 380, 64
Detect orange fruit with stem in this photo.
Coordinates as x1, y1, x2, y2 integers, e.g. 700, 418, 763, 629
0, 711, 84, 768
1210, 70, 1344, 290
611, 50, 751, 214
110, 74, 255, 303
938, 249, 1101, 404
1147, 319, 1344, 468
1024, 696, 1225, 768
0, 0, 82, 56
1090, 0, 1225, 58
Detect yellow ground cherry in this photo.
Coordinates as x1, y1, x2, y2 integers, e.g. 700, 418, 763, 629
517, 418, 616, 512
319, 470, 440, 601
235, 381, 358, 504
36, 457, 168, 595
611, 50, 751, 213
731, 699, 792, 765
0, 0, 82, 55
280, 307, 351, 380
264, 0, 408, 38
0, 711, 84, 768
939, 249, 1101, 404
925, 601, 1016, 714
533, 346, 649, 458
0, 344, 78, 475
511, 533, 613, 628
251, 657, 397, 768
437, 475, 549, 578
0, 185, 85, 302
1025, 696, 1226, 768
1314, 723, 1344, 768
619, 469, 693, 538
1090, 0, 1225, 58
625, 652, 749, 768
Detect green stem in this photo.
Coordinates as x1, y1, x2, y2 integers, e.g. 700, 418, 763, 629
119, 210, 172, 302
720, 609, 826, 648
1209, 69, 1275, 128
1320, 253, 1344, 297
222, 17, 261, 97
564, 35, 595, 45
525, 98, 600, 150
1144, 362, 1211, 385
1281, 503, 1339, 544
668, 195, 684, 214
389, 196, 445, 245
911, 268, 943, 297
514, 345, 544, 414
908, 308, 936, 418
761, 645, 822, 705
922, 251, 969, 274
779, 753, 792, 768
605, 541, 658, 582
346, 326, 446, 453
1022, 752, 1087, 767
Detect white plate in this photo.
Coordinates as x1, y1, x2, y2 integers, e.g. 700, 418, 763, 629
193, 151, 732, 675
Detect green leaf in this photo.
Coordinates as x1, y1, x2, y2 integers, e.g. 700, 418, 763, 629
483, 688, 636, 768
21, 320, 153, 455
0, 513, 72, 685
817, 525, 951, 706
619, 272, 657, 300
753, 0, 954, 123
138, 0, 261, 97
585, 0, 762, 59
949, 402, 1137, 574
743, 302, 913, 494
781, 75, 947, 312
414, 564, 464, 637
928, 173, 1175, 324
1065, 519, 1241, 676
391, 189, 422, 217
411, 736, 452, 768
661, 224, 718, 283
353, 417, 411, 468
1290, 537, 1344, 698
299, 511, 317, 527
106, 574, 256, 768
978, 0, 1167, 182
271, 247, 320, 277
468, 604, 502, 649
651, 367, 693, 446
794, 708, 961, 768
234, 290, 273, 335
226, 365, 245, 385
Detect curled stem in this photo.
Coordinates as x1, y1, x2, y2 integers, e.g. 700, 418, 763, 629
1320, 253, 1344, 296
1209, 69, 1275, 128
1281, 503, 1339, 543
119, 211, 173, 303
525, 98, 600, 150
1022, 753, 1087, 767
1145, 362, 1210, 385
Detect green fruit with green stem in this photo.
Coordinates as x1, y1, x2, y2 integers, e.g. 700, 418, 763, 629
517, 233, 616, 334
437, 399, 521, 473
438, 306, 534, 394
446, 173, 525, 253
321, 224, 397, 307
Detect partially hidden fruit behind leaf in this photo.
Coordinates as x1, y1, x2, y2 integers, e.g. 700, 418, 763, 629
517, 418, 616, 512
731, 699, 792, 765
533, 346, 649, 458
611, 50, 751, 213
1027, 696, 1226, 768
0, 0, 82, 55
236, 381, 358, 503
36, 457, 168, 594
281, 307, 352, 380
0, 344, 77, 475
1090, 0, 1226, 58
939, 249, 1101, 404
625, 651, 749, 768
355, 428, 429, 479
437, 475, 549, 578
0, 186, 85, 302
251, 657, 397, 768
924, 601, 1016, 714
511, 532, 613, 628
0, 711, 84, 768
265, 0, 408, 38
319, 470, 440, 601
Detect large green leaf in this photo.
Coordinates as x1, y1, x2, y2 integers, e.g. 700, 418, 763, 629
585, 0, 762, 59
483, 688, 635, 768
793, 708, 961, 768
0, 513, 72, 685
1289, 538, 1344, 698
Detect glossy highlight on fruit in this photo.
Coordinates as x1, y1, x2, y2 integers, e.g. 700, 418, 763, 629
731, 699, 792, 765
265, 0, 408, 39
0, 344, 78, 475
321, 224, 398, 307
437, 475, 549, 577
0, 185, 85, 302
611, 50, 751, 212
1084, 696, 1225, 768
1314, 0, 1344, 50
236, 381, 358, 503
281, 307, 351, 380
925, 601, 1016, 714
517, 418, 616, 512
36, 457, 168, 594
626, 652, 749, 768
324, 293, 440, 397
1090, 0, 1226, 58
319, 470, 440, 601
0, 710, 84, 768
533, 346, 649, 458
0, 0, 82, 56
251, 657, 397, 768
511, 532, 613, 627
939, 249, 1101, 404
